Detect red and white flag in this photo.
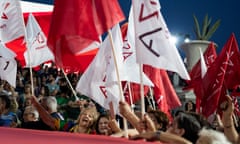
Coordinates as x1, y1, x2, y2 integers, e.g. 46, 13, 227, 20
144, 65, 181, 120
0, 42, 17, 87
120, 8, 154, 105
132, 0, 189, 80
184, 43, 217, 112
187, 43, 217, 84
47, 0, 125, 71
201, 34, 239, 117
0, 0, 25, 43
77, 24, 154, 113
120, 8, 153, 86
76, 25, 124, 113
223, 34, 240, 89
200, 48, 207, 77
24, 13, 54, 67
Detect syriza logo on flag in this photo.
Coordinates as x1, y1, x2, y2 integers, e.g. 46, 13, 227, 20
24, 13, 54, 67
132, 0, 189, 80
0, 0, 25, 43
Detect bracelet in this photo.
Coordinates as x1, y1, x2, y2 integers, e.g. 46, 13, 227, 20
153, 131, 161, 141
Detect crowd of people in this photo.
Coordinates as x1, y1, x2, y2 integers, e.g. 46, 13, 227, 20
0, 62, 240, 144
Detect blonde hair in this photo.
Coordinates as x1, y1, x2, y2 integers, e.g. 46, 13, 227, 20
76, 107, 99, 124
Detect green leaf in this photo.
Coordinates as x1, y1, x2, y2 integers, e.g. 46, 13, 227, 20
193, 14, 220, 40
193, 14, 201, 40
202, 14, 209, 39
204, 19, 221, 40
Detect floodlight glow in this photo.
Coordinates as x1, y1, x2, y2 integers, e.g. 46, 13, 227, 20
184, 37, 190, 43
170, 35, 178, 45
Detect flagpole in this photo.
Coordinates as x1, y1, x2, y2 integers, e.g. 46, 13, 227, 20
27, 51, 35, 96
24, 13, 34, 96
127, 82, 135, 112
24, 36, 35, 96
108, 29, 128, 138
61, 69, 79, 101
122, 82, 134, 111
139, 64, 145, 117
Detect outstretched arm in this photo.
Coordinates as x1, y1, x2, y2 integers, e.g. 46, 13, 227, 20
31, 96, 56, 130
221, 95, 239, 143
119, 101, 143, 133
130, 131, 192, 144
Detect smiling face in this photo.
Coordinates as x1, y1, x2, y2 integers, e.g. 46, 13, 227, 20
98, 117, 110, 135
78, 108, 98, 128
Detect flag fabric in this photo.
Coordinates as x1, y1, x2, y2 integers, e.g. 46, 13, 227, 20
230, 95, 240, 116
122, 81, 150, 106
24, 13, 54, 67
223, 34, 240, 89
0, 0, 25, 43
5, 12, 52, 67
47, 0, 125, 71
200, 48, 207, 77
0, 127, 153, 144
76, 24, 154, 114
120, 8, 153, 86
0, 43, 17, 87
132, 0, 190, 80
143, 65, 181, 120
201, 34, 240, 117
187, 43, 217, 84
120, 8, 153, 105
76, 25, 124, 114
184, 43, 217, 112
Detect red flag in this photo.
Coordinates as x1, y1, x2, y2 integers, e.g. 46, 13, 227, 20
201, 34, 239, 117
143, 65, 181, 120
188, 43, 217, 83
185, 43, 217, 112
6, 12, 52, 67
223, 35, 240, 89
230, 94, 240, 116
47, 0, 125, 71
122, 82, 149, 105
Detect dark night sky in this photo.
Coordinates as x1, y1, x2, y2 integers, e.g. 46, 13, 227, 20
118, 0, 240, 54
23, 0, 240, 54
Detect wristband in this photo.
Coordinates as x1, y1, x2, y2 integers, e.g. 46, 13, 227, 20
153, 131, 161, 141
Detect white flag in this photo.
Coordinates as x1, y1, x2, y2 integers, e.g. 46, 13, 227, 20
132, 0, 190, 80
105, 23, 153, 87
76, 24, 155, 113
199, 48, 207, 78
24, 13, 54, 67
122, 7, 153, 86
76, 25, 122, 113
0, 42, 17, 87
0, 0, 25, 43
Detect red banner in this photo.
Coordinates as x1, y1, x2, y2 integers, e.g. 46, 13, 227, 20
0, 127, 154, 144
